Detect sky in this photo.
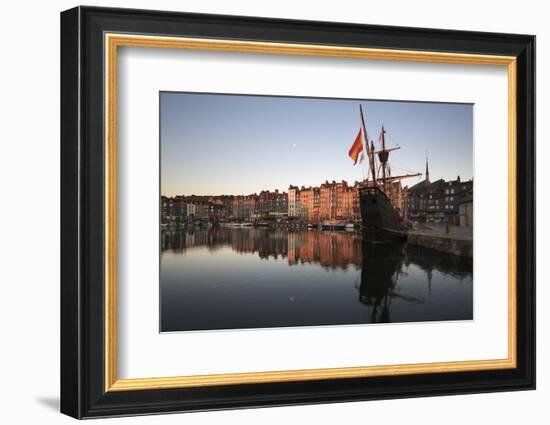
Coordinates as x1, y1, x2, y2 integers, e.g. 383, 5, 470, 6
160, 92, 473, 197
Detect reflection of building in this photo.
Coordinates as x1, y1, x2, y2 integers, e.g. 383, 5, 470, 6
406, 158, 473, 224
162, 227, 473, 280
163, 226, 364, 270
161, 227, 473, 326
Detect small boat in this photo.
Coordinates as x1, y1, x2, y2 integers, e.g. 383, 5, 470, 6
222, 222, 241, 227
321, 221, 346, 230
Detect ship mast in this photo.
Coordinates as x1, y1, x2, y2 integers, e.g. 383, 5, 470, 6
359, 105, 376, 184
376, 125, 421, 187
358, 106, 421, 197
381, 125, 387, 181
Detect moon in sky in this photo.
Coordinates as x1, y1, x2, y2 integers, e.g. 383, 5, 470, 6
292, 143, 297, 148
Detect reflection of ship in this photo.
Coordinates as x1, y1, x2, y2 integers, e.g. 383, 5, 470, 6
161, 227, 474, 285
404, 243, 473, 280
355, 105, 421, 242
161, 227, 473, 327
358, 241, 425, 323
358, 242, 402, 322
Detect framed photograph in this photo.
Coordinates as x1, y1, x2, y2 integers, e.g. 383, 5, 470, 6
60, 6, 535, 419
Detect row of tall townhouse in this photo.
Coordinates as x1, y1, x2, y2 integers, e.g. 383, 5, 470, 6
231, 195, 257, 220
161, 195, 227, 223
289, 180, 362, 222
406, 175, 473, 224
161, 180, 404, 224
231, 190, 289, 220
164, 173, 477, 226
161, 190, 289, 223
257, 190, 288, 217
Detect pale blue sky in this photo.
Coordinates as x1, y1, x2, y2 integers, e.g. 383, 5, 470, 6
160, 92, 473, 197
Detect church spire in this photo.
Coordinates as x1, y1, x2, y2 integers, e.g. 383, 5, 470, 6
425, 153, 430, 183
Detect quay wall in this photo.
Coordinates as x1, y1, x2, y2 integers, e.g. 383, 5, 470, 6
406, 231, 473, 258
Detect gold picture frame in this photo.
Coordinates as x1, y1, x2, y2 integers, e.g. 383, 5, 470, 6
104, 34, 517, 392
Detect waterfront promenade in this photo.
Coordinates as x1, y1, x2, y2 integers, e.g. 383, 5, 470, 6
407, 223, 473, 258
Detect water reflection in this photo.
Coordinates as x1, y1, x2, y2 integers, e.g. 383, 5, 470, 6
161, 227, 473, 331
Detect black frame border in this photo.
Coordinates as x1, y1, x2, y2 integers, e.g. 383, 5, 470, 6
60, 6, 535, 419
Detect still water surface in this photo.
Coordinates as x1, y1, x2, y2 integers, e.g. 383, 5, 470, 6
161, 227, 473, 332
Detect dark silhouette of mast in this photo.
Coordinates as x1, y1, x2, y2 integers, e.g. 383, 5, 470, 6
381, 125, 387, 181
359, 105, 377, 184
358, 106, 421, 195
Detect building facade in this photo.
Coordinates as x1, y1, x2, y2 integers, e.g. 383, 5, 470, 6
459, 192, 473, 227
288, 180, 361, 222
232, 195, 257, 220
407, 176, 473, 224
257, 190, 288, 218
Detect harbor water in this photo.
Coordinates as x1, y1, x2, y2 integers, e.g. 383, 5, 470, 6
160, 227, 473, 332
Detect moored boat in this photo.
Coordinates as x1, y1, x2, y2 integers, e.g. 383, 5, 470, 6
351, 105, 421, 242
321, 220, 346, 230
359, 186, 406, 242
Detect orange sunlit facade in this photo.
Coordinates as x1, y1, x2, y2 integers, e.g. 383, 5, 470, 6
290, 180, 361, 222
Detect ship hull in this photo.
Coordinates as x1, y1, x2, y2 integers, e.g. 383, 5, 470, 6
359, 187, 407, 243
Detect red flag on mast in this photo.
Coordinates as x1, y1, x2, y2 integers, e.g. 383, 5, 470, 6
348, 128, 363, 165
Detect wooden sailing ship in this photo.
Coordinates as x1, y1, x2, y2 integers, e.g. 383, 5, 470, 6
356, 105, 421, 242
